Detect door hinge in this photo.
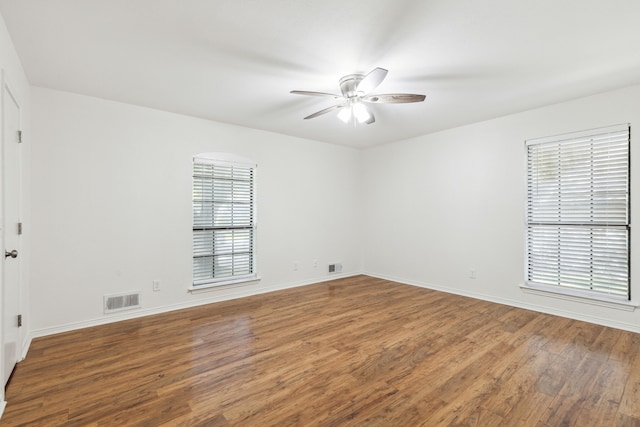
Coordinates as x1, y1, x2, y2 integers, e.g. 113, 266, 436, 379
17, 314, 22, 327
18, 222, 23, 235
17, 130, 22, 143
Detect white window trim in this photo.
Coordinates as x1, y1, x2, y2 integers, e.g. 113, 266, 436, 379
192, 152, 258, 289
520, 283, 637, 312
188, 276, 262, 294
524, 123, 631, 303
195, 152, 257, 169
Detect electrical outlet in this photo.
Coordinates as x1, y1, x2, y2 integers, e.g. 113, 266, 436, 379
293, 261, 299, 271
153, 280, 161, 291
313, 259, 318, 268
470, 270, 476, 279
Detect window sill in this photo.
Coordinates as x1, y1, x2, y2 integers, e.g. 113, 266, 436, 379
189, 277, 261, 294
520, 283, 637, 312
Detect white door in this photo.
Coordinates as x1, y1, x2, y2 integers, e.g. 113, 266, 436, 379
2, 77, 21, 387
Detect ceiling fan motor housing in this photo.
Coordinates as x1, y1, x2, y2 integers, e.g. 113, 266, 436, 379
339, 74, 365, 98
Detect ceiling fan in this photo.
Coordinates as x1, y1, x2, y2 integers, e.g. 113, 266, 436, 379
291, 67, 425, 125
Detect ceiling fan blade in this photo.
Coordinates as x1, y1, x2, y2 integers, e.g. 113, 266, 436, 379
303, 104, 343, 120
362, 93, 426, 104
291, 90, 342, 99
356, 67, 388, 95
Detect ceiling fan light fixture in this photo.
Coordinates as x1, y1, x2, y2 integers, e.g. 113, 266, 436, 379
337, 106, 352, 123
352, 102, 370, 124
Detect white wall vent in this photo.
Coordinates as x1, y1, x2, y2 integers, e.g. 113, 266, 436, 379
104, 291, 141, 314
328, 263, 343, 274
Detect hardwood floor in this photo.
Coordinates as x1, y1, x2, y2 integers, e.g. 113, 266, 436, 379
3, 275, 640, 426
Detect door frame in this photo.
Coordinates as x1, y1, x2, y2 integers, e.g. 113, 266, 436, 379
0, 68, 4, 414
1, 69, 23, 400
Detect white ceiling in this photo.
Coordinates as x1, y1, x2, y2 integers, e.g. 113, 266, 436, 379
2, 0, 640, 148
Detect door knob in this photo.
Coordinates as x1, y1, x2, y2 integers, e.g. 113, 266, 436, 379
5, 250, 17, 259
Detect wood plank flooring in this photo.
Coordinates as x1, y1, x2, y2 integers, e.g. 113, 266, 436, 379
3, 275, 640, 426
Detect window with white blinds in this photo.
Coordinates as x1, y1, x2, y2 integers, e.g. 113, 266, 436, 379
525, 124, 630, 300
193, 154, 256, 286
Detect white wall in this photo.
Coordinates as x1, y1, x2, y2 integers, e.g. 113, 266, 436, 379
362, 85, 640, 332
29, 87, 362, 335
0, 10, 31, 413
30, 84, 640, 337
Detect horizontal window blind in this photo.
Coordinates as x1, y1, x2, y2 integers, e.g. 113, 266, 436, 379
193, 158, 256, 285
525, 124, 630, 299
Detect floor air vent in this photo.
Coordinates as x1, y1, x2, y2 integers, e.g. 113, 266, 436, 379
104, 291, 141, 314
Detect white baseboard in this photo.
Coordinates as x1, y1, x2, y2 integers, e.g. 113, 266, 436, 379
20, 334, 32, 360
365, 271, 640, 334
29, 272, 360, 340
